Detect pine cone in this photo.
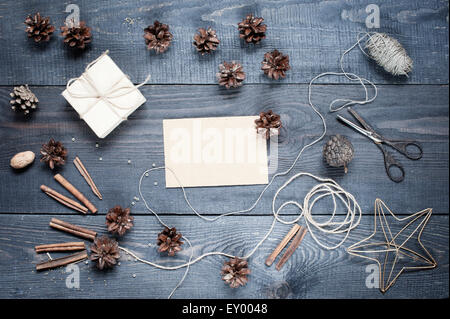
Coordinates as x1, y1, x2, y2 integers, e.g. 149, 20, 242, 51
255, 110, 282, 139
40, 138, 68, 169
106, 205, 134, 236
60, 21, 92, 49
90, 236, 120, 270
237, 14, 267, 44
261, 50, 291, 80
144, 21, 173, 54
24, 12, 55, 43
157, 226, 183, 256
10, 85, 39, 115
216, 61, 245, 89
221, 257, 251, 288
193, 27, 219, 55
323, 135, 354, 173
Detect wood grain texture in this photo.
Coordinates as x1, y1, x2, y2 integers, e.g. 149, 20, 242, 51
0, 84, 448, 215
0, 214, 447, 298
0, 0, 448, 85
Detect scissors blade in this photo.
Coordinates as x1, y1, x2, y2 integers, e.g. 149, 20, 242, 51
347, 108, 378, 135
337, 115, 382, 143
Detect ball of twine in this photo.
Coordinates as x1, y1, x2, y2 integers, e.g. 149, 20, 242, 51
365, 33, 413, 76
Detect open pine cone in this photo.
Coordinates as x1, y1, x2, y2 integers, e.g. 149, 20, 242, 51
237, 14, 267, 44
261, 50, 291, 80
40, 138, 68, 169
144, 21, 173, 54
255, 110, 282, 139
221, 257, 251, 288
106, 205, 134, 236
24, 12, 55, 43
193, 27, 219, 55
216, 61, 245, 89
90, 236, 120, 270
60, 21, 92, 49
157, 226, 183, 256
10, 85, 39, 115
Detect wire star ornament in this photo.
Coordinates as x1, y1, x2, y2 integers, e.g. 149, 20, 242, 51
347, 199, 437, 293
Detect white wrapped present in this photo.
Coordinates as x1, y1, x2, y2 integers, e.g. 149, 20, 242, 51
62, 50, 149, 138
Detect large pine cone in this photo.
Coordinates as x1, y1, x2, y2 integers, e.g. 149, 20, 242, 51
10, 85, 39, 115
216, 61, 245, 89
60, 21, 92, 49
323, 135, 354, 173
144, 21, 173, 54
157, 226, 183, 256
40, 138, 68, 169
193, 27, 219, 55
90, 236, 120, 270
261, 50, 291, 80
221, 257, 251, 288
106, 206, 134, 236
255, 110, 282, 139
24, 12, 55, 43
238, 14, 267, 44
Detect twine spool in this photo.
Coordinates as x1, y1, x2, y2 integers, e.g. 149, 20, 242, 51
363, 32, 413, 76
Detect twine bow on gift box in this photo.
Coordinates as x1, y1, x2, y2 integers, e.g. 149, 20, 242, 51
65, 50, 151, 120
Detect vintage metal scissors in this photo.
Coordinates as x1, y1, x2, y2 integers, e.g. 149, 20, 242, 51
337, 108, 423, 183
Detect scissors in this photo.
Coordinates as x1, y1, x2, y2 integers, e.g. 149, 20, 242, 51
337, 108, 423, 183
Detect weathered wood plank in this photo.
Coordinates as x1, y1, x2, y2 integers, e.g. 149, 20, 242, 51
0, 84, 448, 215
0, 0, 448, 85
0, 214, 447, 298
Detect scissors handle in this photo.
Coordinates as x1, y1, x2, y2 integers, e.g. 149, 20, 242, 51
384, 140, 423, 160
379, 145, 405, 183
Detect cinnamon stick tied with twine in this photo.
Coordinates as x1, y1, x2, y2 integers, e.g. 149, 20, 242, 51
54, 173, 97, 213
35, 241, 86, 253
40, 185, 88, 214
276, 226, 308, 271
266, 224, 300, 267
73, 156, 102, 200
49, 218, 97, 241
36, 250, 88, 271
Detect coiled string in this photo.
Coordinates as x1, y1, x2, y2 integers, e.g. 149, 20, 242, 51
118, 33, 380, 298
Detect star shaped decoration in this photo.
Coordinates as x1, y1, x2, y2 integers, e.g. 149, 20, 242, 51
347, 199, 437, 293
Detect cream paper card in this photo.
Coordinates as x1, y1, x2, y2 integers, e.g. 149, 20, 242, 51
62, 52, 147, 138
163, 116, 269, 188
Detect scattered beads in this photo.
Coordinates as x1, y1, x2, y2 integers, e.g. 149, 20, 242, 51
71, 137, 76, 142
128, 160, 131, 164
95, 143, 99, 148
99, 157, 103, 161
145, 173, 149, 177
132, 274, 136, 278
152, 163, 156, 167
154, 182, 158, 186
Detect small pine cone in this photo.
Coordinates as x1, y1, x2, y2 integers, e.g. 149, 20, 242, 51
237, 14, 267, 44
40, 138, 68, 169
261, 50, 291, 80
157, 226, 183, 256
221, 257, 251, 288
10, 85, 39, 115
144, 21, 173, 54
193, 27, 220, 55
24, 12, 55, 43
323, 135, 354, 173
255, 110, 282, 139
216, 61, 245, 89
90, 236, 120, 270
60, 21, 92, 49
106, 206, 134, 236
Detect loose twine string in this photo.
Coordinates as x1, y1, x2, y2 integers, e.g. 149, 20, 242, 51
118, 32, 407, 298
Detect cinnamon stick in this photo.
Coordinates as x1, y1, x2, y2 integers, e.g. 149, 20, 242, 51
276, 226, 307, 271
49, 218, 97, 241
36, 250, 88, 271
266, 224, 300, 267
35, 241, 86, 253
54, 174, 97, 213
73, 156, 102, 200
40, 185, 88, 214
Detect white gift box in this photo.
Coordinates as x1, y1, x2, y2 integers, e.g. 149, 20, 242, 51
62, 51, 148, 138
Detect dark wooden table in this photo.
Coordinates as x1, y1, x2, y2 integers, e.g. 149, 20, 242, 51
0, 0, 448, 299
